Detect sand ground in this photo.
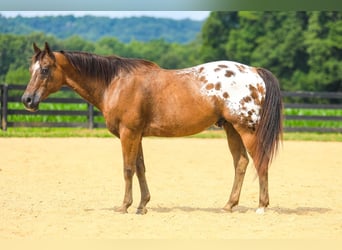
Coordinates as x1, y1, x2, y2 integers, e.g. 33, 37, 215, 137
0, 138, 341, 239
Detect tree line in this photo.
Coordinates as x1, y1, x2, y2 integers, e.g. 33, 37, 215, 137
0, 32, 202, 85
201, 11, 342, 92
0, 15, 203, 43
1, 11, 341, 92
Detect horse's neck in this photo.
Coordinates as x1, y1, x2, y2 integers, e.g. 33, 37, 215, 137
65, 72, 106, 111
56, 52, 106, 111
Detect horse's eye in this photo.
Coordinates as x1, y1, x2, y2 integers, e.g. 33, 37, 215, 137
41, 68, 49, 75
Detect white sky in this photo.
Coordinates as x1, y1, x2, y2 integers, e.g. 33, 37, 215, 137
0, 11, 210, 20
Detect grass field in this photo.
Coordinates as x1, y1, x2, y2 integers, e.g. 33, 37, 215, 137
284, 108, 342, 128
7, 102, 105, 123
2, 102, 342, 141
7, 102, 342, 128
1, 127, 342, 141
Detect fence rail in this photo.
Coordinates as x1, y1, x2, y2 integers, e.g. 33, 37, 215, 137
1, 84, 342, 133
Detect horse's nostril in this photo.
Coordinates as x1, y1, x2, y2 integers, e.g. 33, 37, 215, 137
22, 94, 33, 106
22, 94, 39, 112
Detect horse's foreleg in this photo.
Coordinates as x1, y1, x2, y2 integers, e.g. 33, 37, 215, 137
115, 128, 141, 213
222, 123, 249, 212
136, 142, 151, 214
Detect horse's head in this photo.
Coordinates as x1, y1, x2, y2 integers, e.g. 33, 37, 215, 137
22, 42, 64, 112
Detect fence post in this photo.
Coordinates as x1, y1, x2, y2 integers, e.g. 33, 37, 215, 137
87, 103, 94, 129
1, 84, 8, 131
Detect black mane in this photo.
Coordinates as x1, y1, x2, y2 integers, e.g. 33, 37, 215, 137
60, 51, 157, 84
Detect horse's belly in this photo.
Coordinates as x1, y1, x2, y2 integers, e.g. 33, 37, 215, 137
143, 111, 218, 137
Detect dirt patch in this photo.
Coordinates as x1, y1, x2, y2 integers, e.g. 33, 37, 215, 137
0, 138, 341, 239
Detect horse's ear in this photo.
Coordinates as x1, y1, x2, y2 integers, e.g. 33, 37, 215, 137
33, 43, 41, 54
44, 42, 51, 53
44, 42, 55, 61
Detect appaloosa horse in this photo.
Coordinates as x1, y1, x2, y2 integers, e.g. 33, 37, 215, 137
22, 42, 283, 214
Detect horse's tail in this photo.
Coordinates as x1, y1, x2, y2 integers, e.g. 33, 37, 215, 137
254, 68, 283, 176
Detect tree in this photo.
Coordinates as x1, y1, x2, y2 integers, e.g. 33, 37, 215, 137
0, 32, 59, 83
125, 39, 172, 65
200, 11, 341, 91
158, 41, 202, 69
304, 11, 342, 91
200, 12, 239, 62
5, 66, 30, 84
225, 11, 263, 63
94, 37, 126, 56
62, 35, 95, 52
250, 12, 308, 90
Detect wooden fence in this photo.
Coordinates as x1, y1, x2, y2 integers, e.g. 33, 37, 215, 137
1, 84, 342, 133
1, 84, 105, 130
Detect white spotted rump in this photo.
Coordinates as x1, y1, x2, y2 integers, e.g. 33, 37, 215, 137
181, 61, 266, 129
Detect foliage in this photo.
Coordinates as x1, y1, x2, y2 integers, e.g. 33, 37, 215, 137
0, 15, 203, 44
201, 11, 342, 92
201, 12, 239, 62
303, 12, 342, 91
0, 32, 203, 84
5, 66, 30, 84
1, 11, 341, 93
0, 32, 59, 83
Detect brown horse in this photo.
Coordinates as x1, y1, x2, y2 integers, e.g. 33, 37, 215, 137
22, 42, 283, 214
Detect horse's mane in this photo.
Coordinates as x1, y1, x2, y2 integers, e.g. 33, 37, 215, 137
60, 51, 158, 84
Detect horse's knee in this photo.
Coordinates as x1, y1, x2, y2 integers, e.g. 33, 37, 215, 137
124, 168, 135, 179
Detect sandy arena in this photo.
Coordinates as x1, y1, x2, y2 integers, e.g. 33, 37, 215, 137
0, 138, 341, 239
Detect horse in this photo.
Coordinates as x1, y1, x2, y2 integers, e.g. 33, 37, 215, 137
22, 42, 283, 215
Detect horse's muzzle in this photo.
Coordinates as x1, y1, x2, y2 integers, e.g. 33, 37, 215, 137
22, 93, 40, 112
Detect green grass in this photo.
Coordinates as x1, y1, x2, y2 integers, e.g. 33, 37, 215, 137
282, 132, 342, 141
284, 108, 342, 129
7, 104, 341, 129
0, 127, 113, 138
1, 127, 342, 141
2, 103, 341, 141
7, 102, 105, 123
8, 102, 89, 123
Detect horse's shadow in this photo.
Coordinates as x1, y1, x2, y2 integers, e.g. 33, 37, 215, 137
87, 205, 331, 215
267, 206, 331, 215
149, 205, 331, 215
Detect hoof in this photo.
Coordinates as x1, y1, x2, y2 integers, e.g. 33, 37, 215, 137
222, 205, 233, 213
222, 201, 237, 213
136, 207, 148, 215
221, 207, 233, 213
115, 206, 128, 214
256, 207, 265, 214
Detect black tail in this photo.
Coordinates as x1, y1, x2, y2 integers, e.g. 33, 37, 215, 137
254, 68, 283, 175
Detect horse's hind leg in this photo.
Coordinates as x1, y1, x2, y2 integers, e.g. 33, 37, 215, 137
256, 169, 269, 214
222, 122, 249, 212
135, 142, 151, 214
230, 127, 270, 214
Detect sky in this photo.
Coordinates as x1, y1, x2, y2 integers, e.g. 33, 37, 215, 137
0, 11, 210, 21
